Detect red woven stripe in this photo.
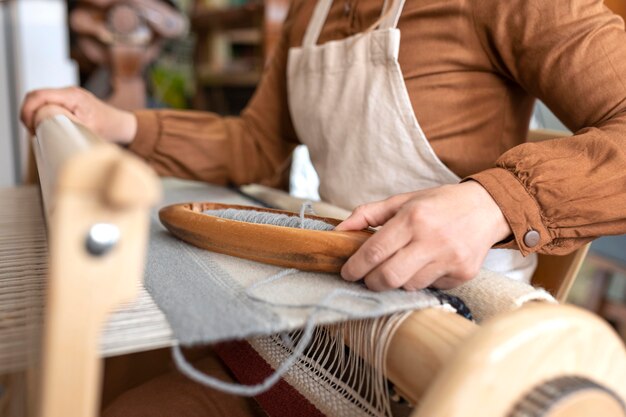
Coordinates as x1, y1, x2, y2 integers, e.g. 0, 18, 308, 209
215, 341, 326, 417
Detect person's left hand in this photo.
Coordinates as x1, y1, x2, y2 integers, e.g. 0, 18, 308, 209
334, 181, 512, 291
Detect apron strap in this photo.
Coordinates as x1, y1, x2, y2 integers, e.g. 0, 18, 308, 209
302, 0, 407, 48
378, 0, 407, 30
302, 0, 333, 47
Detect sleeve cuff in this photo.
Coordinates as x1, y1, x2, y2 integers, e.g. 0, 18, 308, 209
128, 110, 160, 159
466, 168, 552, 256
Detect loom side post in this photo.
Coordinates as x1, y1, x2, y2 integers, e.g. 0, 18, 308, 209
34, 112, 160, 417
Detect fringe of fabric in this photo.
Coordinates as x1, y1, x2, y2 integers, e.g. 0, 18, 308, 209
248, 311, 413, 417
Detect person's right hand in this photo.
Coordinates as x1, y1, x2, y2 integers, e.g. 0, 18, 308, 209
20, 86, 137, 145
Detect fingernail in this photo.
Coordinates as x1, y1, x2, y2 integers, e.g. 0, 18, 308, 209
341, 265, 359, 282
340, 265, 351, 280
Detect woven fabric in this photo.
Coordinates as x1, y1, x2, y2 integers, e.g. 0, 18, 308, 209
144, 179, 445, 346
445, 270, 555, 323
145, 179, 555, 345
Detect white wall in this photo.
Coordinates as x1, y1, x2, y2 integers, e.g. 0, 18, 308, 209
0, 0, 77, 185
530, 101, 570, 132
0, 4, 17, 187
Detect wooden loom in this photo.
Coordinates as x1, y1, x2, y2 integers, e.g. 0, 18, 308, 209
0, 109, 625, 417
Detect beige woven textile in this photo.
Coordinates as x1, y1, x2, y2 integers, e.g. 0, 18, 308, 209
0, 187, 46, 373
447, 271, 555, 323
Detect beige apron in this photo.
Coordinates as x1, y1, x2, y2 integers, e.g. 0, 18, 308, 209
287, 0, 537, 282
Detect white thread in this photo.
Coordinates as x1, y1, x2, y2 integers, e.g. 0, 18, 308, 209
173, 268, 387, 397
298, 201, 315, 228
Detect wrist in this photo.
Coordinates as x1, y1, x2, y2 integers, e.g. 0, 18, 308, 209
462, 180, 512, 244
113, 110, 137, 145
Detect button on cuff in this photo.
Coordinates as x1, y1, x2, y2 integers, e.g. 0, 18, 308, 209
523, 230, 541, 248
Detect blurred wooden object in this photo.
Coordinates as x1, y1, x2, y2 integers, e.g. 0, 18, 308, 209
100, 348, 172, 408
70, 0, 187, 110
411, 304, 626, 417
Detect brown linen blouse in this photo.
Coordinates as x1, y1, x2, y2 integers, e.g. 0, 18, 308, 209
129, 0, 626, 256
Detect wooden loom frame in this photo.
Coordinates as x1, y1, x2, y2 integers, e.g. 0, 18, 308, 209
19, 114, 626, 416
30, 112, 160, 416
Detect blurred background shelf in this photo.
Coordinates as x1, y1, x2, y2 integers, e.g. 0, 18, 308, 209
197, 67, 261, 86
568, 235, 626, 341
191, 2, 263, 30
191, 0, 288, 114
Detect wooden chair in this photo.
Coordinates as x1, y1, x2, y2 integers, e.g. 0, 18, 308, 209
2, 117, 625, 417
605, 0, 626, 21
532, 246, 590, 302
584, 251, 626, 340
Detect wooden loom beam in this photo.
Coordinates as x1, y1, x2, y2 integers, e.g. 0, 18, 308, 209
397, 305, 626, 416
385, 309, 476, 403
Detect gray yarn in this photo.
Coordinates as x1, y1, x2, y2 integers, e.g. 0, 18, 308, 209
203, 208, 335, 231
173, 268, 387, 397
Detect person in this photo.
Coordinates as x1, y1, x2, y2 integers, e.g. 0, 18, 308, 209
21, 0, 626, 414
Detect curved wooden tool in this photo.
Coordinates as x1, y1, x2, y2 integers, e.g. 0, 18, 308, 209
158, 202, 373, 273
